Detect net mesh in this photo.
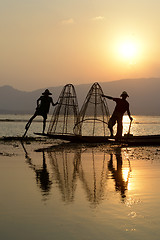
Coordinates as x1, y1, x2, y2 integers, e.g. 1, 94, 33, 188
47, 84, 79, 135
74, 82, 110, 136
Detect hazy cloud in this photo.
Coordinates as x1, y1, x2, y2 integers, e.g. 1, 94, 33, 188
61, 18, 75, 25
91, 16, 105, 21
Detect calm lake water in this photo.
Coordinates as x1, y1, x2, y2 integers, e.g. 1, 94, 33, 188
0, 115, 160, 240
1, 114, 160, 137
0, 142, 160, 240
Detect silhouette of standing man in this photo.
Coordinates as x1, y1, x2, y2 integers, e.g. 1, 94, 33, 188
102, 91, 133, 139
23, 89, 57, 137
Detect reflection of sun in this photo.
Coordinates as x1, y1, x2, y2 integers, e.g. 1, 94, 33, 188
122, 168, 130, 182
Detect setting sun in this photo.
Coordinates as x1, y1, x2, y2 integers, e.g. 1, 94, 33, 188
119, 41, 138, 59
112, 36, 142, 64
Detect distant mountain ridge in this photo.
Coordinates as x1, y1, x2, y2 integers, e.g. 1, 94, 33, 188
0, 78, 160, 115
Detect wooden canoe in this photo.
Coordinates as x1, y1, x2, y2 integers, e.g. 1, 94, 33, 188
34, 133, 160, 145
34, 133, 110, 143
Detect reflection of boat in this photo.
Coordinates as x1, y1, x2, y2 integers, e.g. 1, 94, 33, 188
45, 146, 109, 205
46, 146, 131, 204
22, 141, 132, 204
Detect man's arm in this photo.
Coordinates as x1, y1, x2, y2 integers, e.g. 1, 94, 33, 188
51, 98, 58, 106
102, 94, 113, 100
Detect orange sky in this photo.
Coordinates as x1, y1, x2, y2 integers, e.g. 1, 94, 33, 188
1, 0, 160, 90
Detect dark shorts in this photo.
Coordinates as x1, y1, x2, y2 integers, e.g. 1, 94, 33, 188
35, 109, 47, 119
108, 115, 123, 128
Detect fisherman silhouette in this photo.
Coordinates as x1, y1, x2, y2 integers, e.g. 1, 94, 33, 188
23, 89, 57, 137
102, 91, 133, 139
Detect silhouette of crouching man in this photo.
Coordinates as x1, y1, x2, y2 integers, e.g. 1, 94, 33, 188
23, 89, 58, 137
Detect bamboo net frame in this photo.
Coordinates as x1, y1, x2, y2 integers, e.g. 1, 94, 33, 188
47, 84, 79, 135
74, 82, 110, 136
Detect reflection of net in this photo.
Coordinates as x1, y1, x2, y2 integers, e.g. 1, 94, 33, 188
48, 149, 81, 202
48, 84, 79, 135
74, 82, 110, 136
47, 148, 108, 205
78, 151, 108, 205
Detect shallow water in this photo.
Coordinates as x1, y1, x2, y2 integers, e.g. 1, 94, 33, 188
0, 142, 160, 240
1, 114, 160, 137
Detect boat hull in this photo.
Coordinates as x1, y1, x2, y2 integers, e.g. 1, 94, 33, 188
118, 134, 160, 145
34, 133, 160, 145
34, 133, 110, 143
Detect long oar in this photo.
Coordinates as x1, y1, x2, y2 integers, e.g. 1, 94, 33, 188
128, 119, 132, 135
124, 118, 133, 138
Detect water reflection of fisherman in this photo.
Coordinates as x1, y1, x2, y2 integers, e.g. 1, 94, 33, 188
23, 89, 58, 137
108, 148, 129, 199
35, 151, 52, 195
21, 142, 52, 198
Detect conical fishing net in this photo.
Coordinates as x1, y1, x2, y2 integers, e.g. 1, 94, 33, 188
74, 82, 110, 136
48, 84, 79, 135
